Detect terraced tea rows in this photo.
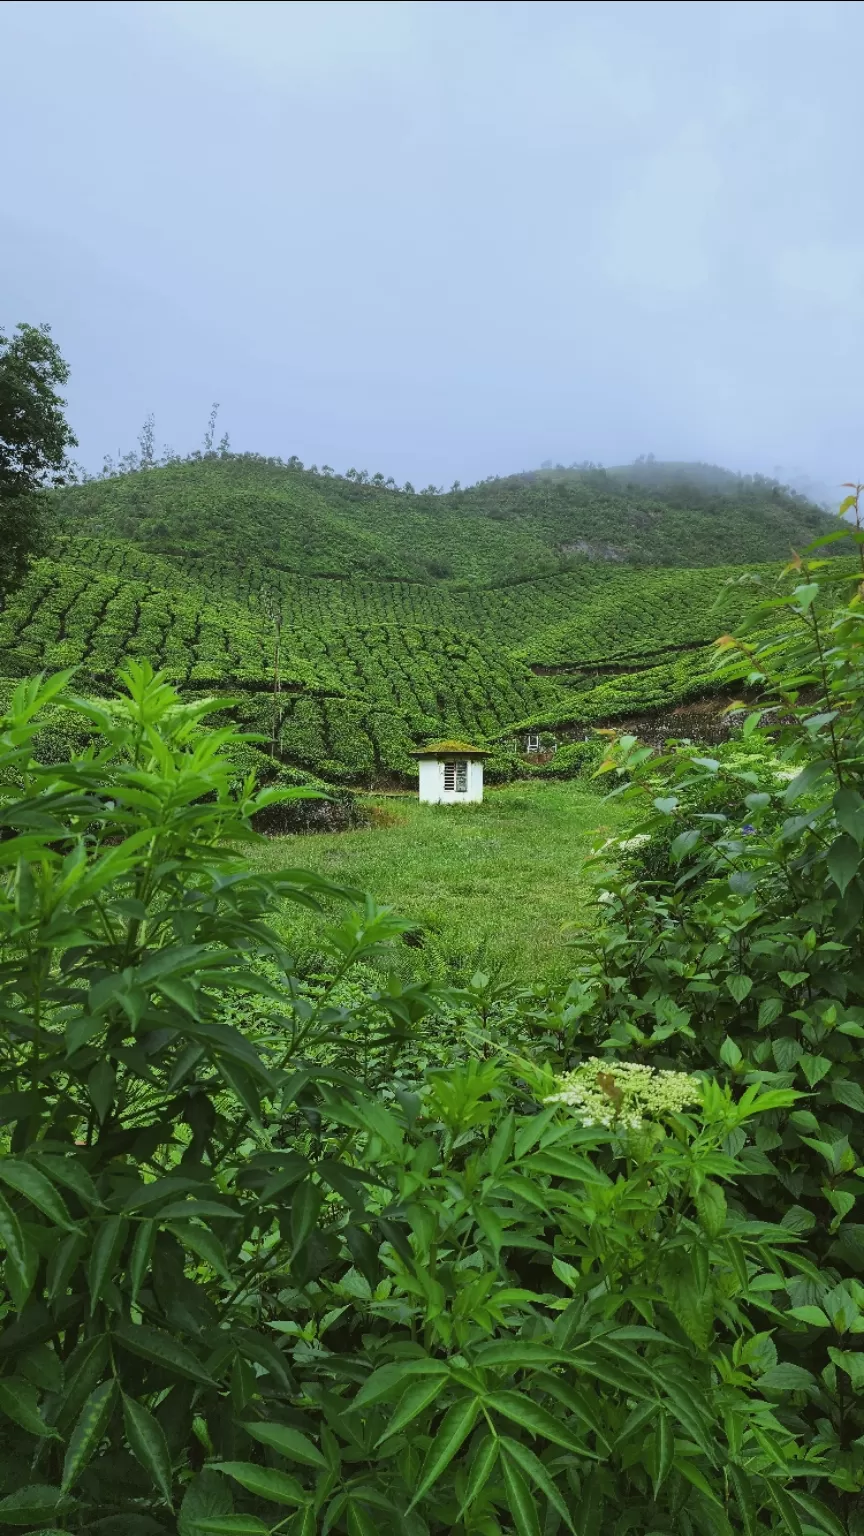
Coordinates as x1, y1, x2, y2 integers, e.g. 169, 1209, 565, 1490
0, 499, 816, 783
0, 558, 332, 690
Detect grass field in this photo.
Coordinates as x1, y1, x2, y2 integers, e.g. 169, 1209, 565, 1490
250, 780, 625, 981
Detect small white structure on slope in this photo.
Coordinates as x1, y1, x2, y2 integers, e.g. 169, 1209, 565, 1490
411, 740, 489, 804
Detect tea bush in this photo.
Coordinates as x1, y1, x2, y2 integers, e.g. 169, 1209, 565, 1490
0, 531, 800, 788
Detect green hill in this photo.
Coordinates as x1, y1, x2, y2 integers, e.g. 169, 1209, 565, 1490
53, 453, 836, 583
0, 454, 839, 786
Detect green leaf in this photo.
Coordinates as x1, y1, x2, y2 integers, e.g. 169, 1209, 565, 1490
828, 834, 860, 894
178, 1469, 232, 1536
290, 1179, 322, 1258
766, 1482, 803, 1536
0, 1189, 34, 1310
123, 1392, 174, 1505
376, 1374, 448, 1444
407, 1395, 480, 1511
758, 996, 783, 1030
783, 759, 830, 804
726, 975, 752, 1004
210, 1462, 305, 1507
670, 829, 700, 861
673, 1456, 722, 1506
190, 1523, 270, 1536
727, 1465, 758, 1536
62, 1379, 116, 1491
128, 1220, 156, 1305
346, 1503, 380, 1536
741, 1087, 800, 1115
719, 1036, 742, 1067
0, 1376, 56, 1438
0, 1486, 65, 1526
652, 1412, 674, 1496
787, 1488, 848, 1536
38, 1154, 100, 1211
113, 1321, 216, 1386
833, 1078, 864, 1113
87, 1058, 116, 1123
168, 1222, 231, 1282
0, 1161, 77, 1231
456, 1433, 499, 1524
19, 1343, 63, 1394
486, 1390, 593, 1457
485, 1111, 515, 1175
787, 1305, 830, 1327
499, 1437, 575, 1533
88, 1215, 128, 1314
799, 1054, 832, 1087
835, 788, 864, 845
758, 1363, 817, 1393
354, 1357, 448, 1407
500, 1454, 541, 1536
242, 1420, 327, 1468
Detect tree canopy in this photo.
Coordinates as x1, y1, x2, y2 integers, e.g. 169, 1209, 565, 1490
0, 321, 77, 596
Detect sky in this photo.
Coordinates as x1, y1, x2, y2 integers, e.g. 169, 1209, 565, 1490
1, 0, 862, 499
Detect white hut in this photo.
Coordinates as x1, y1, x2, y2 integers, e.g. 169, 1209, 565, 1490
411, 740, 489, 804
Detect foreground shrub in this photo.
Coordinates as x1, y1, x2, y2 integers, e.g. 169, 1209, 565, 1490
0, 659, 855, 1533
568, 545, 864, 1517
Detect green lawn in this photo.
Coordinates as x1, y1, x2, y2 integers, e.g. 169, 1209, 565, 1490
250, 780, 625, 982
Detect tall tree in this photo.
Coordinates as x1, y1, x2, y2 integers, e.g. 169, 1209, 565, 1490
0, 322, 77, 598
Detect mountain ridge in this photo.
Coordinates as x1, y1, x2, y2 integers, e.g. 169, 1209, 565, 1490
51, 453, 838, 586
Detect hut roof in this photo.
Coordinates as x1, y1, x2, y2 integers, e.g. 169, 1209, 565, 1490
409, 739, 491, 758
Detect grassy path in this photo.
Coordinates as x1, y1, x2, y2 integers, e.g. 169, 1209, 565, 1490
251, 780, 624, 981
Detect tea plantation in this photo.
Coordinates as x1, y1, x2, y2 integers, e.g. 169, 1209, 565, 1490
0, 454, 841, 784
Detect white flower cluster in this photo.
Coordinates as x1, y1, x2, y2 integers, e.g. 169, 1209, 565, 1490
617, 833, 651, 852
545, 1058, 701, 1130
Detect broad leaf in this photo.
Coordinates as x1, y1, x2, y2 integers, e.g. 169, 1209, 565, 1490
210, 1463, 305, 1507
407, 1395, 480, 1510
242, 1420, 327, 1469
62, 1379, 116, 1491
123, 1393, 174, 1505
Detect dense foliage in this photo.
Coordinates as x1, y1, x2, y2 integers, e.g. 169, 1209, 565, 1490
0, 521, 805, 787
0, 644, 860, 1534
51, 454, 836, 584
0, 323, 77, 601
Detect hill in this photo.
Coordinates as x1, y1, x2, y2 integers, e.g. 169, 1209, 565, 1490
0, 454, 840, 787
52, 453, 837, 584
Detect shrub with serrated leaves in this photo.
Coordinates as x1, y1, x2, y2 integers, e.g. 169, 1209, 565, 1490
568, 540, 864, 1518
0, 659, 855, 1535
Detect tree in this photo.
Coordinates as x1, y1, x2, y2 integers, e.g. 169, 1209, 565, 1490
137, 411, 156, 469
202, 401, 220, 455
0, 322, 77, 598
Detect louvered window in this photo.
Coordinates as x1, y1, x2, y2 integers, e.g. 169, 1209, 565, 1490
443, 761, 468, 792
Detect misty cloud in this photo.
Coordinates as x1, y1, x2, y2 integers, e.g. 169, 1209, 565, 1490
1, 0, 862, 502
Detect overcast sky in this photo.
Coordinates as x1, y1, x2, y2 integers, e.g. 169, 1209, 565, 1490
1, 0, 861, 497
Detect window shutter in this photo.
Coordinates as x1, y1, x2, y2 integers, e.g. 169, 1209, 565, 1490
444, 762, 456, 791
455, 761, 468, 792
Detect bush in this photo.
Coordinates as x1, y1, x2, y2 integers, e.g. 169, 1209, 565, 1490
0, 649, 858, 1533
535, 736, 605, 779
